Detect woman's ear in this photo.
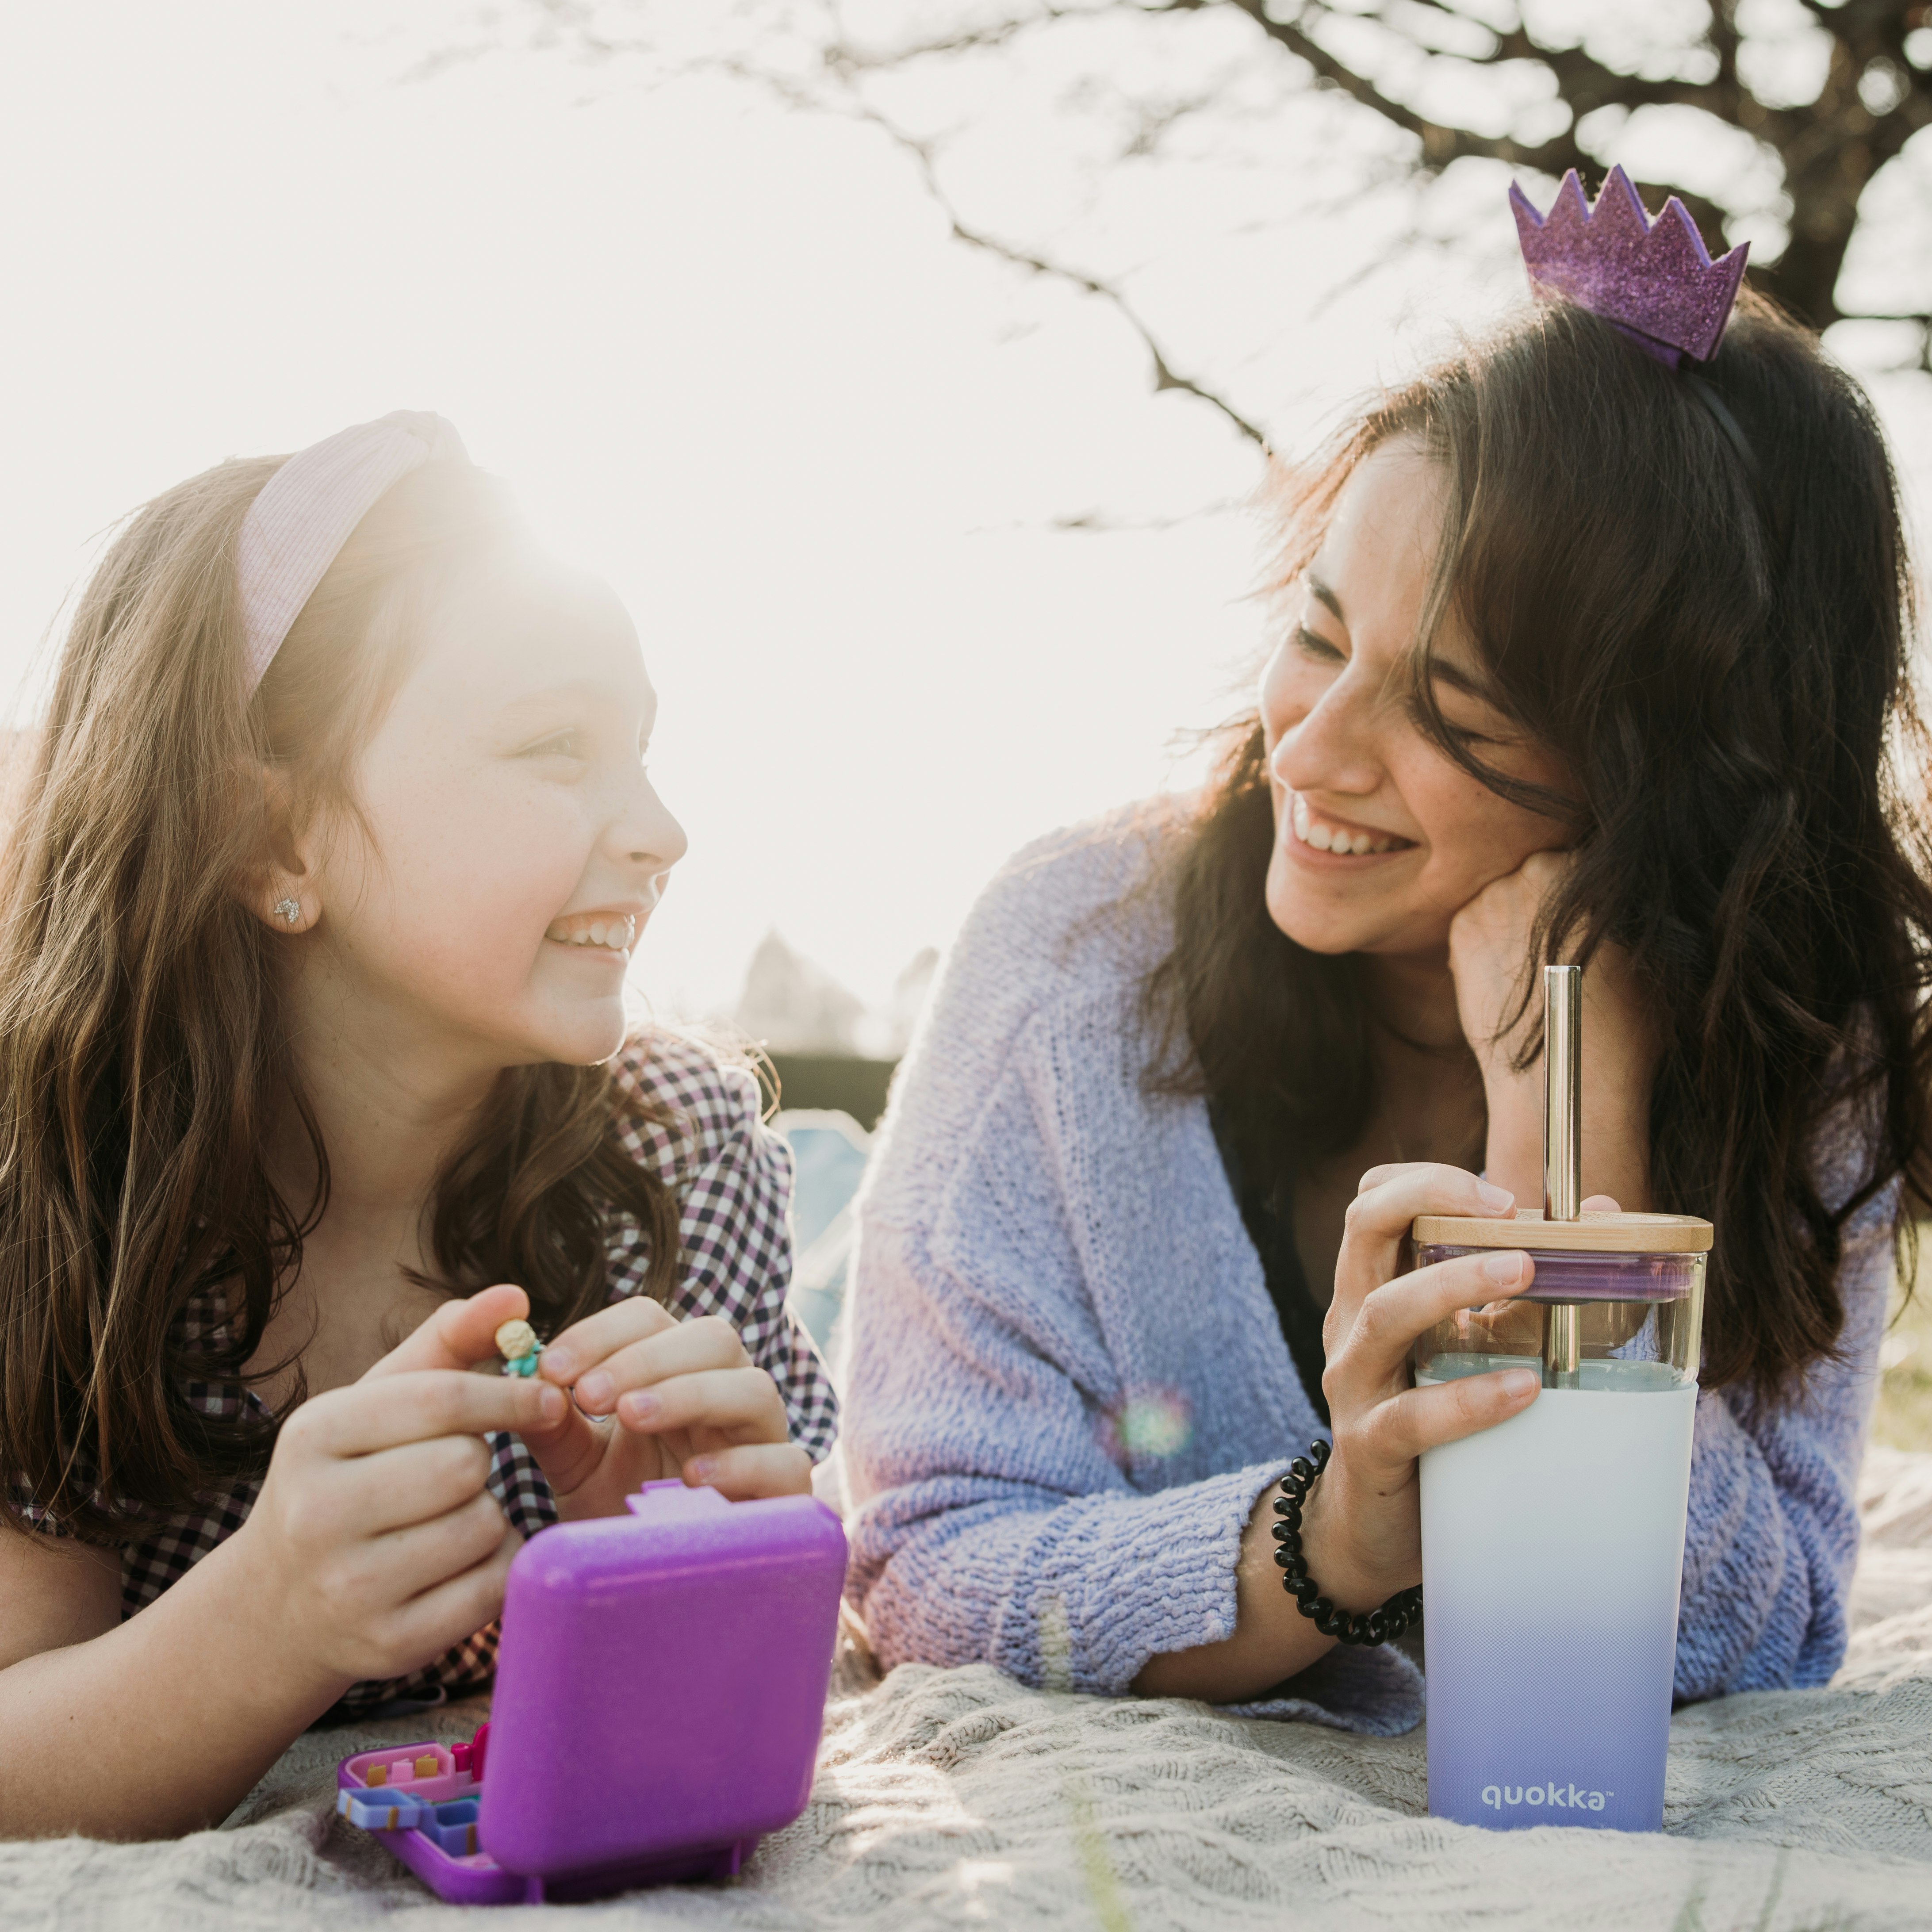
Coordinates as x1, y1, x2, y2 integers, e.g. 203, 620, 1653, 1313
243, 766, 320, 935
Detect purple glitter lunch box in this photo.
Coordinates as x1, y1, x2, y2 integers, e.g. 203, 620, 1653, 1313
334, 1480, 848, 1905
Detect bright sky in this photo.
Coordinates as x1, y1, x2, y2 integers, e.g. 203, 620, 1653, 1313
4, 4, 1928, 1019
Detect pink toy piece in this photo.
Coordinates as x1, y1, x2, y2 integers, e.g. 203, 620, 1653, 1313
335, 1482, 847, 1905
1510, 164, 1748, 367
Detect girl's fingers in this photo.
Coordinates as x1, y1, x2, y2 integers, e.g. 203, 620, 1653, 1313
570, 1316, 750, 1416
1324, 1248, 1537, 1412
682, 1442, 813, 1500
1354, 1368, 1541, 1472
514, 1407, 617, 1502
291, 1369, 564, 1460
362, 1488, 512, 1608
613, 1365, 789, 1443
379, 1526, 523, 1668
539, 1298, 678, 1388
364, 1284, 533, 1378
328, 1432, 498, 1540
1330, 1164, 1516, 1342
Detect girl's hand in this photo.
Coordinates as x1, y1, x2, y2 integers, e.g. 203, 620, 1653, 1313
1447, 849, 1656, 1209
380, 1284, 812, 1518
1297, 1162, 1541, 1611
235, 1314, 564, 1696
535, 1297, 811, 1514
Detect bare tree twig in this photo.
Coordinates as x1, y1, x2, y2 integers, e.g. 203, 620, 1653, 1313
707, 51, 1271, 445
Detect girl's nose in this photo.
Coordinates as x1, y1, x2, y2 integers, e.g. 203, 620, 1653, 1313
612, 770, 688, 878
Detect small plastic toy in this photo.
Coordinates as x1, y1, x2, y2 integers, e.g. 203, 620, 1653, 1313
336, 1480, 847, 1904
494, 1318, 541, 1378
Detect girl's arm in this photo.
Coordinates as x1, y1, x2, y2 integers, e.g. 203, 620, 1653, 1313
0, 1330, 560, 1840
0, 1517, 360, 1838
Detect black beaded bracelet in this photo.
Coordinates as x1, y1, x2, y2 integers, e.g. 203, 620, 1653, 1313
1272, 1437, 1423, 1647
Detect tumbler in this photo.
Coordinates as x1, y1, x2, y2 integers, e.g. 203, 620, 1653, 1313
1410, 965, 1711, 1832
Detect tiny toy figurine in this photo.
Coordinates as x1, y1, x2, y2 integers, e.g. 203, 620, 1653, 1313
494, 1318, 541, 1378
335, 1481, 847, 1904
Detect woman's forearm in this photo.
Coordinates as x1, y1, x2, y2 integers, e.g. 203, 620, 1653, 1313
1132, 1477, 1387, 1702
0, 1531, 350, 1840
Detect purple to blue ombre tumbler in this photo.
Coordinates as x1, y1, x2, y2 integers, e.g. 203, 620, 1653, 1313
1409, 965, 1713, 1832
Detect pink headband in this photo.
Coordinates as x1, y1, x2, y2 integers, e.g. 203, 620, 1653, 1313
236, 410, 470, 691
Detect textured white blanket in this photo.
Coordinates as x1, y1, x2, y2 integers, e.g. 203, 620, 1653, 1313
10, 1449, 1930, 1931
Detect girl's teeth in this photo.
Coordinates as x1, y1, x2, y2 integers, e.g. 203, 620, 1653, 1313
1309, 822, 1334, 852
548, 916, 637, 949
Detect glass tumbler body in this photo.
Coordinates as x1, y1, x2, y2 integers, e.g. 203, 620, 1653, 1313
1411, 1222, 1708, 1833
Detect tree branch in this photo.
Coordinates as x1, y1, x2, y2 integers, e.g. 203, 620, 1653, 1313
705, 50, 1270, 445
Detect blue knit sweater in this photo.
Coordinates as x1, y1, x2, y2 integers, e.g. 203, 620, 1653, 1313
840, 807, 1890, 1733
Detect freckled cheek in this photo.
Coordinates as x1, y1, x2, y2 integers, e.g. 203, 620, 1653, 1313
1403, 762, 1563, 893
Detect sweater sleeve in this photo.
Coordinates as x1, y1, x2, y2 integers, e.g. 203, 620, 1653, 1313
1673, 1179, 1893, 1699
842, 1015, 1417, 1731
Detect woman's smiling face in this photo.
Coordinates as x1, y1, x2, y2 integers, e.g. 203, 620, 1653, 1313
1261, 437, 1570, 960
305, 554, 687, 1071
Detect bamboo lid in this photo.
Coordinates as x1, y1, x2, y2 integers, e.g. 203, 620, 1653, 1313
1411, 1208, 1713, 1254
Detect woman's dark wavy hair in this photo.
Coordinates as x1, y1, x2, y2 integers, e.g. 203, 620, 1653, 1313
1144, 288, 1932, 1398
0, 457, 682, 1542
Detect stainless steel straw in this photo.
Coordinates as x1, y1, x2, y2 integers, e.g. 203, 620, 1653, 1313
1542, 964, 1583, 1388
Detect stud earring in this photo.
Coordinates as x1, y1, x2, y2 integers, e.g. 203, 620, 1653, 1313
274, 898, 301, 927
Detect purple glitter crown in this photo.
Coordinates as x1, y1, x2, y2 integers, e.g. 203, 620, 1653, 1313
1509, 165, 1748, 368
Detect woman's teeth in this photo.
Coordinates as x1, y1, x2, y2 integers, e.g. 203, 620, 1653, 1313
1291, 794, 1407, 856
546, 914, 636, 952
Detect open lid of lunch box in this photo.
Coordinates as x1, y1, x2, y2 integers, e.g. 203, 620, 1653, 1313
336, 1481, 847, 1904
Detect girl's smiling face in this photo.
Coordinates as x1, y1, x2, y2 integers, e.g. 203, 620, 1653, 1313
1261, 438, 1570, 960
303, 555, 686, 1072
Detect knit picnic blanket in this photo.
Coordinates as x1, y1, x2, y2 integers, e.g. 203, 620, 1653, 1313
10, 1449, 1931, 1932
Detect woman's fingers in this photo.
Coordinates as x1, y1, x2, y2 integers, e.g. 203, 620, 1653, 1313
611, 1365, 789, 1442
568, 1315, 750, 1417
1328, 1164, 1516, 1345
683, 1442, 813, 1500
1354, 1368, 1541, 1471
1324, 1248, 1537, 1412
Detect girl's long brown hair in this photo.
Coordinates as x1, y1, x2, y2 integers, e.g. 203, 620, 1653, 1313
0, 455, 681, 1541
1146, 291, 1932, 1399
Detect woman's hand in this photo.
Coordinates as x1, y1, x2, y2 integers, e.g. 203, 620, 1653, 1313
1447, 849, 1656, 1209
1137, 1162, 1543, 1702
1297, 1162, 1541, 1611
234, 1307, 565, 1697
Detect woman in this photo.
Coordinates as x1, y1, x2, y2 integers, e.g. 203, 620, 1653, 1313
838, 276, 1929, 1729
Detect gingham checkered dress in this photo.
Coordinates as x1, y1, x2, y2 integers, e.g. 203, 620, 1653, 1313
13, 1031, 837, 1718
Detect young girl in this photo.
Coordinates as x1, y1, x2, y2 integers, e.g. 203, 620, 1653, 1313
840, 188, 1927, 1726
0, 414, 836, 1837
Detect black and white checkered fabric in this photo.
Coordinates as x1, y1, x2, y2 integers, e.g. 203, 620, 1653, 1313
12, 1029, 837, 1717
